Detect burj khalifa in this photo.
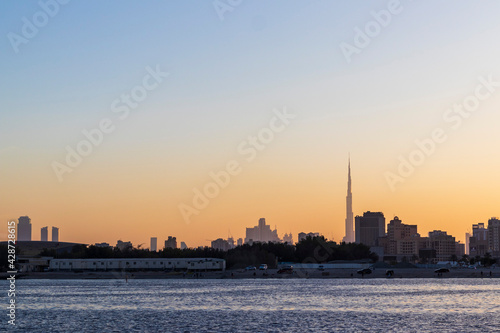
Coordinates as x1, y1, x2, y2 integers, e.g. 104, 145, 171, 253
342, 157, 354, 243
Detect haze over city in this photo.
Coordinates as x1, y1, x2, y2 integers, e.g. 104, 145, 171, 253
2, 1, 500, 248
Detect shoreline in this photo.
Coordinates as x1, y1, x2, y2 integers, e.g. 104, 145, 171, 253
8, 268, 499, 280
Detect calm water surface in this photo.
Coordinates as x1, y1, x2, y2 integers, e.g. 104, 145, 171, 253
2, 278, 499, 332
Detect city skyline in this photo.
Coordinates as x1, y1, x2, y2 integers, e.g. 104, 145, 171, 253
12, 210, 497, 251
2, 2, 500, 332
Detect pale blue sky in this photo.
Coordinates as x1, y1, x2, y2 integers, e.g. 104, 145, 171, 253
2, 1, 500, 245
2, 0, 500, 152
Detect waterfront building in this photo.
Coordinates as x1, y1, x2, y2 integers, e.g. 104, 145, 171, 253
17, 216, 32, 241
49, 258, 226, 272
427, 230, 457, 262
382, 216, 426, 261
355, 211, 385, 247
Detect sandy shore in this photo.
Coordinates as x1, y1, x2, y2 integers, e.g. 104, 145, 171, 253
13, 267, 499, 280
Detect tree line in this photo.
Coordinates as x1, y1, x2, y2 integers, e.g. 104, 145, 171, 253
35, 236, 378, 269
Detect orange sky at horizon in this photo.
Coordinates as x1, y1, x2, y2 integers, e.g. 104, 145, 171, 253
2, 147, 498, 248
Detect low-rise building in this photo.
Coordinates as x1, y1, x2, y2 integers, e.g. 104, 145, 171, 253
49, 258, 225, 271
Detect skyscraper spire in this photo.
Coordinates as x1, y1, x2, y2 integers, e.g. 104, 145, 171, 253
343, 156, 354, 243
347, 154, 351, 195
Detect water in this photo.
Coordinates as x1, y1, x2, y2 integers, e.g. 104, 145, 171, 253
2, 278, 500, 332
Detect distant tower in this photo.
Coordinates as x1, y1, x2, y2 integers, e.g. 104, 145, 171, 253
52, 227, 59, 242
41, 227, 48, 242
465, 232, 471, 255
150, 237, 157, 252
343, 157, 354, 243
17, 216, 32, 241
164, 236, 177, 249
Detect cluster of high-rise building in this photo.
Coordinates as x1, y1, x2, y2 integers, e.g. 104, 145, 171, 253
355, 214, 466, 262
209, 218, 295, 251
343, 160, 498, 262
16, 216, 60, 242
468, 218, 500, 258
244, 218, 280, 244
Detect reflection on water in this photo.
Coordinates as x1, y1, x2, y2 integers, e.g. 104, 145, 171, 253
2, 279, 500, 332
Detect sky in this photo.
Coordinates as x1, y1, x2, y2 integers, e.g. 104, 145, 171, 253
1, 0, 499, 248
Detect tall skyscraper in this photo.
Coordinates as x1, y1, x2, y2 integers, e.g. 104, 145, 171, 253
488, 217, 500, 257
469, 223, 488, 256
17, 216, 32, 241
52, 227, 59, 242
465, 232, 471, 255
41, 226, 48, 242
150, 237, 157, 252
343, 157, 354, 243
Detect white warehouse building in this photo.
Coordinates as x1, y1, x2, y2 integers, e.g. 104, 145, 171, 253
49, 258, 225, 271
